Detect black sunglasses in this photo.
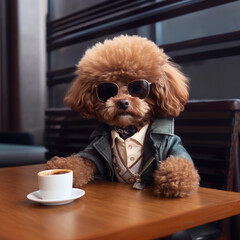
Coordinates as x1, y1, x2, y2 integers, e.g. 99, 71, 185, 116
96, 79, 151, 102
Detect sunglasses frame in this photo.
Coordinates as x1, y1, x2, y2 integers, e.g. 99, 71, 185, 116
95, 79, 151, 102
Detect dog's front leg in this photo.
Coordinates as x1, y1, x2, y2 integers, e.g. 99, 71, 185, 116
46, 155, 97, 188
153, 156, 200, 198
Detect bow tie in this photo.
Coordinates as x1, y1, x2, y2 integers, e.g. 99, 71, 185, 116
114, 126, 138, 140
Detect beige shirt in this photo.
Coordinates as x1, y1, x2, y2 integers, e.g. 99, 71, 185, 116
111, 124, 149, 168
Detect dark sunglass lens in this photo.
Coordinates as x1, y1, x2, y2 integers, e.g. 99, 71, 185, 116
128, 80, 149, 99
97, 83, 118, 102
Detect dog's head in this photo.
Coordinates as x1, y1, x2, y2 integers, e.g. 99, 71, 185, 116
65, 35, 189, 129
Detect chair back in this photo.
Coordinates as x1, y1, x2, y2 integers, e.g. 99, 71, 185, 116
175, 99, 240, 191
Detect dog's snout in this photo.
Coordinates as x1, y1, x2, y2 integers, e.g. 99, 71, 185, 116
117, 99, 130, 110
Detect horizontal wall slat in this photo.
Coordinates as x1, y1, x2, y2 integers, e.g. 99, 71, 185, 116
48, 0, 151, 36
47, 0, 140, 31
47, 66, 76, 78
47, 0, 236, 51
47, 74, 76, 86
172, 46, 240, 63
161, 30, 240, 52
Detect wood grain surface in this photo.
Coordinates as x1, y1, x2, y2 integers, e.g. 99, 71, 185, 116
1, 164, 240, 240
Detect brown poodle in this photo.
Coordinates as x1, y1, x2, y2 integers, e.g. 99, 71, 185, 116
46, 35, 200, 197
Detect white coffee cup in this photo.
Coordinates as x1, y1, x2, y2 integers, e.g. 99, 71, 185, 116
38, 169, 73, 200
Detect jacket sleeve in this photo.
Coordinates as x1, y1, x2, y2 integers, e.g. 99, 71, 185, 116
166, 135, 193, 162
76, 137, 108, 178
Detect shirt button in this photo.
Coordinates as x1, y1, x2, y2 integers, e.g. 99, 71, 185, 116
130, 157, 135, 161
128, 145, 132, 149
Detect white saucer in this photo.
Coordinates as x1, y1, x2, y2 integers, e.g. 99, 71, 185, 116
27, 188, 85, 206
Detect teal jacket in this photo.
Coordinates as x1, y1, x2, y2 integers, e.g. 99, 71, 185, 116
77, 118, 192, 186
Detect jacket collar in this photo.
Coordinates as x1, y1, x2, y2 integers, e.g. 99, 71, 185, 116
148, 117, 174, 136
89, 117, 174, 140
89, 123, 110, 140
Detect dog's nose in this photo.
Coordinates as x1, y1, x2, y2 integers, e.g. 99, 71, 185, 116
117, 99, 130, 110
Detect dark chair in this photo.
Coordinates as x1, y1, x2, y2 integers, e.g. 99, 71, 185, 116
0, 132, 46, 167
174, 99, 240, 240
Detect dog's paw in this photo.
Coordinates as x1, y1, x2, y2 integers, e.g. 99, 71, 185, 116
46, 155, 97, 188
153, 156, 200, 198
45, 156, 67, 170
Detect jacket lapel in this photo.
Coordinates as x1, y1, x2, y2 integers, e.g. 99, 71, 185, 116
90, 124, 114, 175
141, 118, 174, 185
93, 135, 113, 166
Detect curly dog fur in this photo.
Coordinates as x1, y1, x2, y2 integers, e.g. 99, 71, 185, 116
46, 155, 97, 188
46, 35, 200, 197
154, 156, 200, 197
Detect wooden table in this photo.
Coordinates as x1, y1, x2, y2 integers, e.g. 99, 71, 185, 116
1, 164, 240, 240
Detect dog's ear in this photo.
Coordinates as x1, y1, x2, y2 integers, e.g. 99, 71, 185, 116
64, 71, 96, 119
151, 61, 189, 117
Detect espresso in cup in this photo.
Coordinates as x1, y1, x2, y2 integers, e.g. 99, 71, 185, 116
38, 169, 73, 200
39, 170, 70, 175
